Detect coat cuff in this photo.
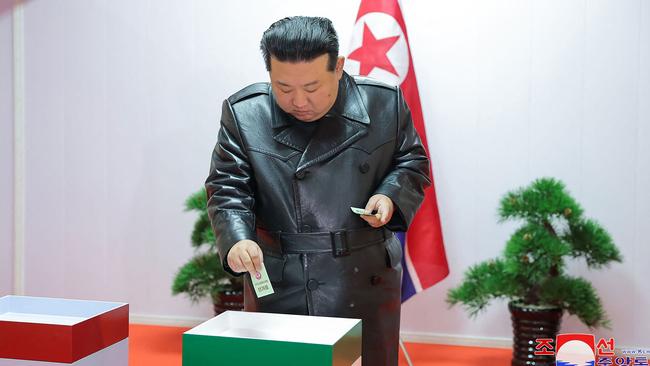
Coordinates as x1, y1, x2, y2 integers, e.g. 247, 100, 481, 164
211, 210, 256, 277
374, 186, 409, 232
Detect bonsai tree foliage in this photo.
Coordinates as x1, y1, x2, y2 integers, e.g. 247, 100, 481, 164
447, 178, 622, 328
172, 188, 242, 305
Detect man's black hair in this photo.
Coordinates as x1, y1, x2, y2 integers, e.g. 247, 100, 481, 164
260, 16, 339, 71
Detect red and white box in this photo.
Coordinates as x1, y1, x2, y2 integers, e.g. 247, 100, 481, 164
0, 296, 128, 365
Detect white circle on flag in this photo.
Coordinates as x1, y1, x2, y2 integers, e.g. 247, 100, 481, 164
346, 12, 410, 86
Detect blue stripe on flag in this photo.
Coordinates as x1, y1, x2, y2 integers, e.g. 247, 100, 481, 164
396, 232, 416, 302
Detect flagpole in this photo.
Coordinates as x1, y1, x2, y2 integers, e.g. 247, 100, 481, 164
399, 337, 414, 366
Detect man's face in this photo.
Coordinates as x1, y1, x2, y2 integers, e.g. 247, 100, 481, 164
269, 53, 345, 122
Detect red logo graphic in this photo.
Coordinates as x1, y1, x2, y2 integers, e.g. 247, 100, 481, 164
556, 333, 595, 365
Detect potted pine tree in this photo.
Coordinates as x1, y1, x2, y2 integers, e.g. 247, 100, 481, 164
172, 188, 243, 314
447, 178, 622, 366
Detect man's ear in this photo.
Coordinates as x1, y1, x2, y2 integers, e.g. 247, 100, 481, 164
336, 56, 345, 79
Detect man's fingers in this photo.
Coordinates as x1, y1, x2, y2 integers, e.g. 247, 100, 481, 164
361, 214, 382, 228
364, 196, 380, 212
227, 240, 264, 274
229, 255, 245, 273
360, 195, 394, 227
239, 251, 257, 275
255, 246, 264, 272
377, 201, 389, 223
246, 245, 264, 273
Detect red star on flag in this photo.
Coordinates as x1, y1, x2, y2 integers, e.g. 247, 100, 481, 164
348, 23, 400, 77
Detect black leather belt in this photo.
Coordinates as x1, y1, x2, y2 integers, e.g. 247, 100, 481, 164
256, 227, 387, 257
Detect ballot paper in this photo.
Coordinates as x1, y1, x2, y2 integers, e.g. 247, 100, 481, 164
350, 207, 375, 216
251, 265, 274, 298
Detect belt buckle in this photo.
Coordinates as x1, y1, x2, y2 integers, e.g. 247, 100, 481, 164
330, 230, 350, 257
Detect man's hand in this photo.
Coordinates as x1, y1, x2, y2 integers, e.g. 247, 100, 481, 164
361, 194, 394, 228
227, 239, 264, 276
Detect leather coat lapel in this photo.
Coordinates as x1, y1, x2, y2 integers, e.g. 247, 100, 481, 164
297, 114, 365, 171
271, 73, 371, 171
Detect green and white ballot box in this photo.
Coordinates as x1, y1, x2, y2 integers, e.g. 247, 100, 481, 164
182, 311, 362, 366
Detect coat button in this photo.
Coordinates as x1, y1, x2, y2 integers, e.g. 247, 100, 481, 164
307, 279, 319, 291
370, 275, 383, 286
359, 162, 370, 174
295, 170, 307, 180
301, 224, 312, 232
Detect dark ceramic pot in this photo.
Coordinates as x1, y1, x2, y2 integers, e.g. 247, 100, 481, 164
509, 301, 563, 366
213, 288, 244, 315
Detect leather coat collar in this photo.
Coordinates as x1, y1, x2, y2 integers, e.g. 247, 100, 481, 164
270, 73, 371, 172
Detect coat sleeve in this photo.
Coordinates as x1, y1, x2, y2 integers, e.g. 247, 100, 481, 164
205, 99, 256, 276
374, 87, 432, 232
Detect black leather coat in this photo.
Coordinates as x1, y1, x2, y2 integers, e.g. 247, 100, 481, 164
206, 72, 431, 366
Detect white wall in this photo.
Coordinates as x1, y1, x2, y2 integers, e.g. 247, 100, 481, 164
0, 7, 14, 296
400, 0, 650, 348
5, 0, 648, 347
18, 0, 357, 321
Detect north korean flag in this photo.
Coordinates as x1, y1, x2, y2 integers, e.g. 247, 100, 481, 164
346, 0, 449, 302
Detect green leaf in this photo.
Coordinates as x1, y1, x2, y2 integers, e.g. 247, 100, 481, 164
503, 224, 570, 286
499, 177, 583, 224
447, 177, 622, 330
447, 259, 522, 317
191, 212, 215, 248
566, 219, 622, 268
185, 188, 208, 212
172, 252, 227, 303
173, 187, 237, 305
540, 276, 611, 329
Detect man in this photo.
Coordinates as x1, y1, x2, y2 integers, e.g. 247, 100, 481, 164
206, 16, 430, 365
